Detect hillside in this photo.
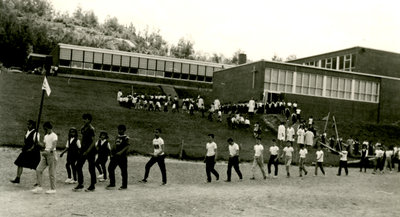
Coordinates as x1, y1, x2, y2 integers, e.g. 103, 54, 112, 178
0, 72, 274, 162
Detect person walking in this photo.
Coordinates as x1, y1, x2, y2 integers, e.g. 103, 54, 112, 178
31, 122, 58, 194
225, 138, 243, 182
11, 120, 41, 184
140, 128, 167, 185
250, 137, 267, 180
204, 134, 219, 183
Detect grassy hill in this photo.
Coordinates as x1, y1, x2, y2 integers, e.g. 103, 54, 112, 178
0, 72, 273, 162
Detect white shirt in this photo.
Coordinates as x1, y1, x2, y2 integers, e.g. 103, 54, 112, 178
153, 137, 165, 156
385, 150, 393, 158
244, 119, 250, 125
229, 143, 240, 157
248, 100, 256, 112
66, 138, 81, 148
206, 142, 217, 156
296, 109, 301, 114
316, 150, 324, 162
339, 151, 348, 161
286, 127, 295, 142
44, 132, 58, 152
297, 129, 305, 144
299, 148, 308, 158
277, 125, 286, 140
304, 131, 314, 146
283, 146, 294, 157
375, 150, 384, 158
214, 99, 221, 110
269, 145, 279, 155
117, 91, 122, 101
254, 144, 264, 157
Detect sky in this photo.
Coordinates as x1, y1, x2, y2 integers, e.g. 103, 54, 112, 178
50, 0, 400, 61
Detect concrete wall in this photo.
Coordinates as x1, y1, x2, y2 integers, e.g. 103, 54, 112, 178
212, 61, 265, 103
356, 48, 400, 78
379, 78, 400, 123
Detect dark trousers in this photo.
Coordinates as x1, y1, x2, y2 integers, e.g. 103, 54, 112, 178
66, 159, 78, 180
268, 155, 278, 176
360, 158, 368, 172
95, 156, 108, 179
315, 162, 325, 175
205, 156, 219, 182
227, 156, 242, 181
338, 160, 348, 175
144, 155, 167, 183
76, 154, 96, 186
108, 156, 128, 187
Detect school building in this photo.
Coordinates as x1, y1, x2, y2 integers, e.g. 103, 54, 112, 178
212, 47, 400, 123
50, 43, 230, 89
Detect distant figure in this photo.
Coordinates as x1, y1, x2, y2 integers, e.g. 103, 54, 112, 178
337, 146, 349, 176
298, 144, 308, 177
250, 137, 267, 180
277, 122, 286, 146
315, 145, 325, 176
304, 129, 315, 147
248, 97, 256, 117
117, 89, 122, 102
281, 141, 294, 177
359, 144, 369, 173
268, 139, 279, 178
204, 134, 219, 183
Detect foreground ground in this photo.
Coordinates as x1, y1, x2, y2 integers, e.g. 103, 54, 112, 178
0, 148, 399, 217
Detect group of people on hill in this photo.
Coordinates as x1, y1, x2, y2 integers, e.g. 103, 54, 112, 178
11, 114, 167, 194
117, 89, 206, 115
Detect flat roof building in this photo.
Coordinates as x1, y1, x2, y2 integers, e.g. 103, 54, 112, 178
51, 43, 231, 89
213, 47, 400, 123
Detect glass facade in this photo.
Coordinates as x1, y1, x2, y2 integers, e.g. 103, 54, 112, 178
58, 47, 221, 83
304, 53, 356, 71
264, 68, 379, 103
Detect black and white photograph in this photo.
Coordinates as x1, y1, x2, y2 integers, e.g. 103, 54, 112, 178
0, 0, 399, 216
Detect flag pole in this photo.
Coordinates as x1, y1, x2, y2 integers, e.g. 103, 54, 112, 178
333, 115, 341, 152
34, 89, 46, 146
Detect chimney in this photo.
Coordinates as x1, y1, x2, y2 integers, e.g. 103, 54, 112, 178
238, 53, 247, 64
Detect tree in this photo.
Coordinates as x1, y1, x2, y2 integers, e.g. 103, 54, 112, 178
170, 38, 194, 59
286, 54, 297, 61
103, 16, 123, 35
271, 53, 283, 62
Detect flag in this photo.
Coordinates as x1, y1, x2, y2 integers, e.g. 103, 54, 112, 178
42, 76, 51, 96
322, 113, 330, 121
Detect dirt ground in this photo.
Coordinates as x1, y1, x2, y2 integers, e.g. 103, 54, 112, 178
0, 147, 399, 217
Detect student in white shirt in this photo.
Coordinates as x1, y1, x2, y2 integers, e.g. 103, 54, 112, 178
281, 141, 294, 177
299, 144, 308, 177
373, 145, 384, 174
385, 146, 394, 173
268, 139, 280, 178
32, 122, 58, 194
250, 137, 267, 180
225, 138, 243, 182
277, 122, 286, 146
296, 125, 305, 146
286, 125, 295, 144
337, 145, 349, 176
304, 129, 314, 146
141, 128, 167, 185
204, 134, 219, 182
314, 145, 325, 176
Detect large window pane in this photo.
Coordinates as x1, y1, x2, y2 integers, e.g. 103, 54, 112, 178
271, 69, 279, 83
182, 63, 189, 74
84, 51, 93, 63
72, 50, 83, 61
278, 70, 286, 84
190, 64, 197, 75
121, 56, 130, 67
130, 57, 139, 68
157, 60, 165, 71
60, 48, 71, 60
103, 54, 112, 65
165, 61, 173, 72
139, 58, 148, 69
94, 53, 102, 64
112, 55, 121, 66
174, 63, 182, 73
148, 59, 156, 70
264, 68, 271, 82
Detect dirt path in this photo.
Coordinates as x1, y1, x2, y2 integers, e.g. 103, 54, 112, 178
1, 148, 399, 217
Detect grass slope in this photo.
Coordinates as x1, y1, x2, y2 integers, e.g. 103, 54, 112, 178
0, 72, 272, 162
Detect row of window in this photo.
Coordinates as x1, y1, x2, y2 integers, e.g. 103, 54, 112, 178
63, 60, 213, 82
264, 68, 379, 103
303, 53, 356, 71
59, 48, 220, 78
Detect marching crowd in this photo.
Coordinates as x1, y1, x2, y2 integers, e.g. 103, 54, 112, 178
9, 92, 399, 194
